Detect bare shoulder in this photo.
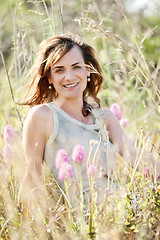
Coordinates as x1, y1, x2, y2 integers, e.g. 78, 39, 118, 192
102, 107, 119, 129
23, 104, 54, 138
25, 104, 52, 121
24, 104, 53, 127
102, 107, 115, 118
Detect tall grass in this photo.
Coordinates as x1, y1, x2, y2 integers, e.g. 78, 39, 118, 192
0, 0, 160, 239
0, 138, 160, 239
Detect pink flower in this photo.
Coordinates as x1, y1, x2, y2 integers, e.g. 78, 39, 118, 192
4, 125, 17, 144
110, 103, 122, 120
4, 144, 14, 161
87, 165, 98, 176
58, 162, 74, 181
119, 118, 129, 128
72, 144, 85, 164
143, 166, 150, 178
55, 149, 69, 169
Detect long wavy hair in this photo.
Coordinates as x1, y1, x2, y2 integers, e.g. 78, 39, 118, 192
19, 34, 104, 114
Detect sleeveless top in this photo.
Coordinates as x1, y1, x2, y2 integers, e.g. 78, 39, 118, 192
44, 103, 117, 205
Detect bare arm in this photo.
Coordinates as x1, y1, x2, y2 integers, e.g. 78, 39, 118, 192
105, 108, 137, 167
21, 104, 54, 208
105, 109, 160, 177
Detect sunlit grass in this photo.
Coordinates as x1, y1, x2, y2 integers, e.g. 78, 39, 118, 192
0, 138, 160, 239
0, 0, 160, 239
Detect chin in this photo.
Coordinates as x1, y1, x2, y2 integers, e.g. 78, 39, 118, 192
64, 92, 83, 100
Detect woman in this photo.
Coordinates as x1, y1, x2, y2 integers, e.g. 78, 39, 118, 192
21, 34, 136, 207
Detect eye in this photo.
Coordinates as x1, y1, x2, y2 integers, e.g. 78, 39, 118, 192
54, 68, 64, 73
73, 65, 81, 69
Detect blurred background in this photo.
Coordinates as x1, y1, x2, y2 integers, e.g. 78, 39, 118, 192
0, 0, 160, 143
0, 2, 160, 239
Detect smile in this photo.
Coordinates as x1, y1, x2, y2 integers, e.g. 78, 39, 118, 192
63, 83, 79, 88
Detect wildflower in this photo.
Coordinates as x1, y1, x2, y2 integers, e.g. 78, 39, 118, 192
55, 149, 69, 169
119, 118, 129, 128
58, 162, 74, 181
143, 166, 150, 178
72, 144, 85, 164
110, 103, 122, 120
4, 125, 17, 144
87, 165, 98, 176
4, 144, 14, 161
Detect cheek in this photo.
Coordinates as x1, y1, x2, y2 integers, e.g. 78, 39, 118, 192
52, 81, 60, 90
82, 73, 88, 82
78, 69, 88, 78
50, 74, 61, 85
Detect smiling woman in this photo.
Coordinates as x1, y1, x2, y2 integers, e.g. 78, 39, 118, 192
18, 34, 137, 212
20, 34, 103, 110
48, 46, 90, 102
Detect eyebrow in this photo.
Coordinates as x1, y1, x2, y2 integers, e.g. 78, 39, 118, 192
53, 62, 82, 70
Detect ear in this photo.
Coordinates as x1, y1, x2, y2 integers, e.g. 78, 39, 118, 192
86, 68, 91, 77
48, 77, 51, 85
48, 74, 52, 84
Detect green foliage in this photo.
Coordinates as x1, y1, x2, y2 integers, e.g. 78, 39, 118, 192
0, 0, 160, 239
0, 142, 160, 239
134, 15, 160, 66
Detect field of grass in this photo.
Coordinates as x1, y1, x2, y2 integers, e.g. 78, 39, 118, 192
0, 0, 160, 239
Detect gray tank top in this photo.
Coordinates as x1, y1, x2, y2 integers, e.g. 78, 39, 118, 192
44, 103, 117, 204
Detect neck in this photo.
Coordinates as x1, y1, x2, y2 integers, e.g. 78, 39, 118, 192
54, 97, 85, 120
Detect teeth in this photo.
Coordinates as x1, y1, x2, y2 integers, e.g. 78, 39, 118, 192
64, 83, 78, 88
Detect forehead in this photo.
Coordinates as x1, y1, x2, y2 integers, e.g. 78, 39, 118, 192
53, 45, 84, 66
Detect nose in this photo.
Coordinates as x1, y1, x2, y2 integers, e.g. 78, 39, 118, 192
65, 69, 74, 81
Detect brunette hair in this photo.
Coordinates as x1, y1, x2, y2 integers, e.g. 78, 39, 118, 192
19, 34, 103, 112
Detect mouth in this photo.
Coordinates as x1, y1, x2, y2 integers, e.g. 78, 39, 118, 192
63, 82, 79, 88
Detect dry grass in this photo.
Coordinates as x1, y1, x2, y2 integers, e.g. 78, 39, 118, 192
0, 0, 160, 239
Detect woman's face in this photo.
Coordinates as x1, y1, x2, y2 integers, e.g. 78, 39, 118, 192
49, 45, 90, 101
